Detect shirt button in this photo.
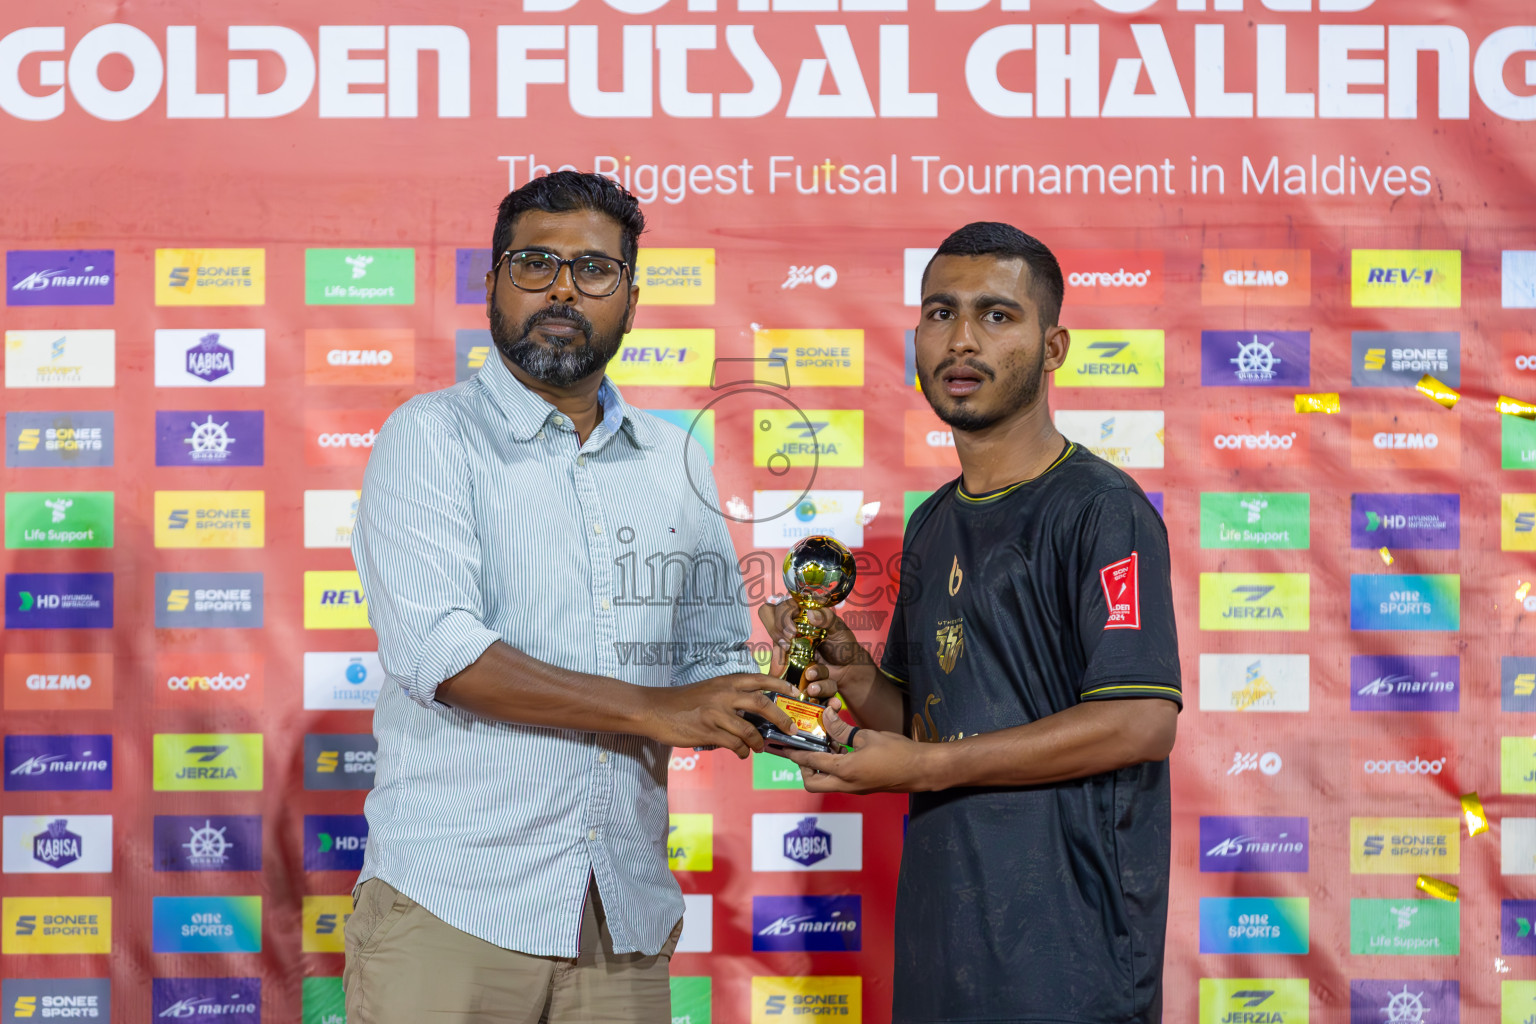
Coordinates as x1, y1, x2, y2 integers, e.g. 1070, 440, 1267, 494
535, 430, 544, 440
577, 455, 586, 467
598, 751, 609, 764
554, 416, 567, 428
600, 598, 611, 611
593, 522, 604, 535
587, 828, 598, 841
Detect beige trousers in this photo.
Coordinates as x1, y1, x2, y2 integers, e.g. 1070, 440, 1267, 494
342, 877, 681, 1024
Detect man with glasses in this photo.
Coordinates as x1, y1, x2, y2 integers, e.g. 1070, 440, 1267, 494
345, 170, 797, 1023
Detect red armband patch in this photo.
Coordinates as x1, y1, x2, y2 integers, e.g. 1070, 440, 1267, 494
1100, 552, 1141, 629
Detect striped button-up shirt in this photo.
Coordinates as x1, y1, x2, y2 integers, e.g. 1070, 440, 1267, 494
351, 353, 749, 956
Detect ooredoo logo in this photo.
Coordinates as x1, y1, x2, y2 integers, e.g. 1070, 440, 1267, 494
1351, 737, 1458, 794
3, 652, 114, 712
1351, 413, 1460, 470
154, 653, 264, 709
1503, 332, 1536, 386
1059, 250, 1163, 306
669, 748, 715, 790
1201, 414, 1309, 468
1362, 756, 1446, 775
305, 329, 414, 386
305, 409, 389, 466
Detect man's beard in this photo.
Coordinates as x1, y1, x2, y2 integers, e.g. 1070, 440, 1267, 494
923, 344, 1045, 432
489, 298, 626, 388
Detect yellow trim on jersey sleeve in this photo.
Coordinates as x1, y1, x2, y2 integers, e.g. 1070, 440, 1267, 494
1080, 683, 1183, 699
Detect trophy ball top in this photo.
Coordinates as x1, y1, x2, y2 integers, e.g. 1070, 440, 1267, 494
782, 535, 857, 608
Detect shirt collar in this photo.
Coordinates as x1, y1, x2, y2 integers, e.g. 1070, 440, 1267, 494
477, 349, 657, 449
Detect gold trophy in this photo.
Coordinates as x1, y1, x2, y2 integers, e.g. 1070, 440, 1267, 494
749, 535, 858, 753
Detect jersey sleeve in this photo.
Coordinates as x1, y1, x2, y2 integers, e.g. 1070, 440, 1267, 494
1073, 487, 1183, 707
877, 550, 917, 693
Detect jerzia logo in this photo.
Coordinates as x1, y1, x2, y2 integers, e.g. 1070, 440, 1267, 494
1200, 574, 1309, 632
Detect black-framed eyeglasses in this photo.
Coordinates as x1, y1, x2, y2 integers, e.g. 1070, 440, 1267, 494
495, 249, 630, 298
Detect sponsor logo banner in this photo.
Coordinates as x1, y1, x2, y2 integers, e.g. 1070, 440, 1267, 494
1505, 414, 1536, 470
455, 328, 493, 382
637, 248, 715, 305
1504, 981, 1536, 1024
1502, 737, 1536, 795
1061, 249, 1163, 306
1198, 897, 1309, 954
1351, 898, 1458, 955
1054, 410, 1164, 468
6, 249, 114, 307
753, 409, 864, 468
752, 752, 804, 790
1349, 980, 1458, 1024
649, 410, 715, 465
5, 411, 113, 468
750, 977, 860, 1024
1198, 573, 1310, 632
903, 491, 934, 530
305, 328, 415, 386
304, 490, 360, 549
151, 978, 260, 1024
1199, 493, 1309, 550
669, 748, 716, 790
3, 735, 111, 792
305, 408, 388, 466
1350, 655, 1459, 712
2, 897, 111, 955
0, 978, 110, 1024
1505, 250, 1536, 308
302, 895, 353, 953
1351, 249, 1462, 308
1350, 574, 1460, 631
154, 652, 263, 710
1055, 330, 1164, 387
1504, 330, 1536, 387
1198, 978, 1309, 1024
752, 491, 864, 549
152, 734, 264, 792
155, 248, 265, 306
668, 814, 714, 872
154, 329, 266, 387
1504, 900, 1536, 955
305, 248, 414, 305
1502, 818, 1536, 875
754, 329, 863, 387
155, 410, 265, 467
4, 330, 114, 388
1199, 330, 1311, 387
752, 895, 862, 952
751, 813, 862, 871
607, 329, 715, 386
670, 977, 712, 1024
5, 572, 113, 630
1199, 816, 1308, 872
1197, 654, 1310, 712
302, 978, 346, 1024
155, 572, 263, 629
1352, 330, 1461, 388
1350, 817, 1459, 873
3, 652, 114, 712
4, 492, 113, 550
154, 490, 265, 549
1502, 657, 1536, 713
2, 815, 112, 873
1350, 738, 1455, 794
303, 651, 382, 710
455, 248, 493, 304
904, 408, 958, 468
1201, 248, 1311, 306
153, 815, 262, 872
678, 893, 713, 954
1349, 493, 1459, 550
305, 571, 370, 629
1201, 412, 1308, 468
152, 895, 261, 953
1505, 493, 1536, 550
304, 733, 377, 790
303, 814, 369, 872
904, 247, 938, 305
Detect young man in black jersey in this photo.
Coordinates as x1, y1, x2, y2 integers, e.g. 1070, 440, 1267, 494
762, 222, 1180, 1024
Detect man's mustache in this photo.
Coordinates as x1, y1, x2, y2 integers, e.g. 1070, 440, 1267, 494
522, 303, 594, 343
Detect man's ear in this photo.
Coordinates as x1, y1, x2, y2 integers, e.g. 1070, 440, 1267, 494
1043, 325, 1070, 373
622, 282, 640, 333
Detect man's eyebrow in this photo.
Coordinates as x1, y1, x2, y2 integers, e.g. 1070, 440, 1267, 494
972, 293, 1026, 312
921, 291, 958, 307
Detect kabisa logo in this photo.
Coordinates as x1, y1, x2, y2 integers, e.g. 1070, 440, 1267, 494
1349, 493, 1459, 551
6, 250, 114, 306
1055, 330, 1165, 387
304, 734, 377, 791
1350, 249, 1462, 308
6, 411, 114, 468
1198, 897, 1309, 954
1349, 574, 1460, 632
303, 814, 368, 872
1197, 978, 1308, 1024
1350, 655, 1459, 712
151, 978, 260, 1024
155, 249, 265, 306
1351, 331, 1460, 388
1350, 818, 1459, 873
3, 735, 111, 793
607, 329, 715, 387
0, 978, 111, 1022
783, 817, 831, 866
754, 329, 863, 387
1199, 573, 1310, 632
752, 813, 861, 872
188, 334, 233, 382
1201, 249, 1312, 307
154, 411, 264, 467
304, 248, 414, 305
1350, 898, 1459, 955
153, 815, 262, 872
5, 572, 113, 630
1, 815, 112, 874
1198, 817, 1308, 873
302, 651, 381, 710
151, 896, 261, 954
152, 735, 264, 793
1347, 980, 1457, 1024
1200, 331, 1311, 387
1059, 250, 1164, 305
750, 977, 860, 1024
753, 410, 864, 468
752, 896, 862, 952
2, 898, 111, 955
155, 573, 263, 629
153, 329, 266, 387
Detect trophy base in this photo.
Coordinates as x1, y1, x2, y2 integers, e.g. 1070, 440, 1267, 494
745, 713, 835, 754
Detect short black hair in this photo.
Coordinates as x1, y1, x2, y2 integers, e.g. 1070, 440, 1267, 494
924, 222, 1064, 329
492, 171, 646, 270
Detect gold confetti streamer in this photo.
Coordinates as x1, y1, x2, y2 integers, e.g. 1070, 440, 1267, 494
1519, 582, 1532, 603
1415, 374, 1460, 409
1416, 875, 1459, 902
1379, 547, 1394, 566
1461, 792, 1489, 837
1499, 395, 1536, 419
1294, 392, 1340, 414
